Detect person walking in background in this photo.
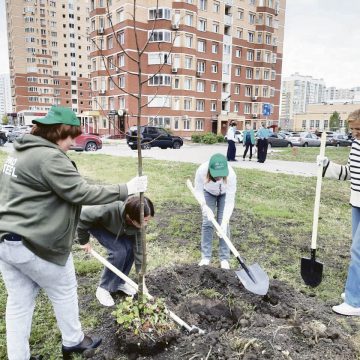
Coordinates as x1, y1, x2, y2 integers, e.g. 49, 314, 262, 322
194, 153, 237, 269
0, 106, 148, 359
318, 109, 360, 316
226, 121, 237, 162
77, 196, 155, 307
257, 123, 271, 163
242, 123, 256, 161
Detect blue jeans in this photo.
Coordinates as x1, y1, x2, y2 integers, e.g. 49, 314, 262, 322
0, 241, 83, 360
201, 191, 230, 261
344, 207, 360, 307
89, 228, 134, 293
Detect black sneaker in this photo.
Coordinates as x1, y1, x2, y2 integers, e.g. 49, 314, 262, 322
62, 335, 102, 359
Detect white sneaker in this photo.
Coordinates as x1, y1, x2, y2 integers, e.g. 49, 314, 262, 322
332, 302, 360, 316
220, 260, 230, 270
341, 292, 345, 300
198, 258, 210, 266
118, 282, 137, 296
96, 287, 115, 307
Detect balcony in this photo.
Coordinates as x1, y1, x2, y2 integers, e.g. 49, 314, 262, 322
224, 15, 232, 26
223, 35, 232, 45
221, 92, 231, 101
224, 0, 233, 5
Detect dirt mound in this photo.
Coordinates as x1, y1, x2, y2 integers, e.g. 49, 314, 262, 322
90, 264, 356, 360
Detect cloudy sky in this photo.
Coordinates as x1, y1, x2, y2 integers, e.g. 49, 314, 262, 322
1, 0, 360, 88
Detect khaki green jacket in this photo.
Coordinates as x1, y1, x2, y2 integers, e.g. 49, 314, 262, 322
76, 201, 143, 273
0, 134, 127, 265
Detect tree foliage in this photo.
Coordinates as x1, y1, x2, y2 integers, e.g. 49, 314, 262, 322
329, 111, 340, 130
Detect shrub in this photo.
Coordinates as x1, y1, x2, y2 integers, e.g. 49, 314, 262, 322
202, 132, 218, 144
191, 134, 202, 143
217, 135, 225, 143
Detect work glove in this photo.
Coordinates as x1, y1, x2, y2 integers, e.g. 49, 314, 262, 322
202, 204, 214, 220
316, 155, 329, 167
126, 175, 148, 195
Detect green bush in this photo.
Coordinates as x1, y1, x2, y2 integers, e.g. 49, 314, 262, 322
202, 132, 218, 144
191, 134, 202, 143
217, 135, 225, 143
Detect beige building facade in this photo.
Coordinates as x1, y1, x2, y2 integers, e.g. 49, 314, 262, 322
293, 103, 360, 132
5, 0, 92, 118
89, 0, 286, 137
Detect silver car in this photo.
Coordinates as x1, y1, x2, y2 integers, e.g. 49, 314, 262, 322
288, 132, 320, 147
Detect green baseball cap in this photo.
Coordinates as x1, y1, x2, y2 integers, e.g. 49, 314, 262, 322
32, 106, 80, 126
209, 153, 229, 177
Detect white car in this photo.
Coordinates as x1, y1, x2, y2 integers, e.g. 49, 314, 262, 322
0, 125, 15, 137
224, 130, 243, 143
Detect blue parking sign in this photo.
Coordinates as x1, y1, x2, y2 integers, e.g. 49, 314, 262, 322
263, 103, 271, 116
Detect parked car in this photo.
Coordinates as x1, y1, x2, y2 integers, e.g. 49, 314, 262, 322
326, 134, 352, 147
224, 130, 243, 143
70, 133, 102, 151
267, 133, 293, 148
0, 131, 7, 146
7, 127, 23, 142
0, 125, 15, 137
126, 126, 183, 150
288, 132, 321, 147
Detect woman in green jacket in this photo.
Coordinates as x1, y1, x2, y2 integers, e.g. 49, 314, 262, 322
0, 106, 147, 359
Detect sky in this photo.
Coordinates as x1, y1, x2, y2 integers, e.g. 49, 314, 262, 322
1, 0, 360, 88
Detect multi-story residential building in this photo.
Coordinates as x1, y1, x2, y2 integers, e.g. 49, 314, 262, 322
0, 73, 12, 116
280, 73, 325, 130
89, 0, 286, 137
5, 0, 92, 117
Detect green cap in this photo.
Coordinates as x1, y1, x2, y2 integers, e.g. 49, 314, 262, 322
32, 106, 80, 126
209, 153, 229, 177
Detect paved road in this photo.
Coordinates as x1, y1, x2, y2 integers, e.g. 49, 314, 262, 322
0, 140, 318, 177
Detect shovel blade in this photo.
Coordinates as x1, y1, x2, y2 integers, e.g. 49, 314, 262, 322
301, 257, 323, 287
235, 263, 269, 295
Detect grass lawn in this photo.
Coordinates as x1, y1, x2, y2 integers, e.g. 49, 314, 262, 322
0, 149, 357, 358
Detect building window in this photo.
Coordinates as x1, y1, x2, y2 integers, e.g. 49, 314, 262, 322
183, 118, 191, 130
196, 99, 205, 111
235, 48, 241, 57
236, 28, 243, 39
245, 86, 252, 96
213, 1, 220, 13
184, 77, 192, 90
212, 43, 219, 54
310, 120, 315, 128
302, 120, 307, 129
148, 8, 171, 20
185, 56, 193, 69
234, 102, 239, 113
149, 30, 171, 42
211, 63, 218, 73
185, 34, 193, 48
198, 18, 206, 31
197, 61, 206, 72
184, 98, 192, 110
199, 0, 207, 10
197, 80, 205, 92
246, 68, 253, 79
197, 39, 206, 52
211, 82, 217, 92
257, 32, 263, 44
212, 21, 219, 33
149, 116, 171, 128
117, 8, 124, 22
237, 8, 244, 19
195, 119, 204, 130
117, 31, 125, 45
148, 74, 171, 86
211, 101, 217, 111
244, 104, 251, 114
185, 13, 193, 26
235, 67, 241, 76
174, 117, 179, 130
234, 84, 240, 94
247, 50, 254, 61
248, 31, 255, 42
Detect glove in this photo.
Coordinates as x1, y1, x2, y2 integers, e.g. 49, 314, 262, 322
316, 155, 329, 167
201, 204, 214, 220
126, 175, 148, 195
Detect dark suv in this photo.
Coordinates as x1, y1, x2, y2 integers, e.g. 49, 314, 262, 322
0, 131, 7, 146
126, 126, 183, 150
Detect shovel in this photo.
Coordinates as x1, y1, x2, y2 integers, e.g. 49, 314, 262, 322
90, 249, 205, 334
186, 180, 269, 296
300, 132, 326, 287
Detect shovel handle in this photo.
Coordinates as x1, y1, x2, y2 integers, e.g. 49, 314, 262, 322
186, 179, 240, 258
90, 249, 201, 333
311, 132, 326, 250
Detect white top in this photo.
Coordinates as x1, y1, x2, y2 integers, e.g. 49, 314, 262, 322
226, 126, 236, 142
324, 139, 360, 207
194, 160, 237, 220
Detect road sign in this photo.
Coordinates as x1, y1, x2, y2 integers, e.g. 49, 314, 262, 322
262, 103, 271, 116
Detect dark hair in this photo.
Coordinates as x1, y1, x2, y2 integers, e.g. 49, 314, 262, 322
125, 196, 155, 223
31, 123, 82, 144
206, 169, 227, 183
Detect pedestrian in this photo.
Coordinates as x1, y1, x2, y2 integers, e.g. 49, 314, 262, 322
77, 196, 155, 307
242, 123, 256, 161
256, 123, 271, 163
318, 109, 360, 316
0, 106, 147, 359
194, 153, 237, 269
226, 121, 237, 161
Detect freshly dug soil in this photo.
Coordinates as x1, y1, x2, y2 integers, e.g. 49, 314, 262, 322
87, 264, 357, 360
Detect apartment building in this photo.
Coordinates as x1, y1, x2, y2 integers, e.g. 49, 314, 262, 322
280, 73, 325, 130
0, 73, 12, 116
89, 0, 286, 137
5, 0, 92, 116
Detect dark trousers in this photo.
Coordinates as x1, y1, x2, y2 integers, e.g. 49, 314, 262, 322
243, 143, 253, 159
257, 139, 268, 163
227, 140, 236, 161
89, 228, 134, 293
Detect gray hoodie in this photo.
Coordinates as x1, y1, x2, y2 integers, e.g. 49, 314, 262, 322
0, 134, 127, 265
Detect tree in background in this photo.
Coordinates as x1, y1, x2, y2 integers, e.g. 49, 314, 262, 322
329, 111, 340, 131
1, 115, 9, 125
